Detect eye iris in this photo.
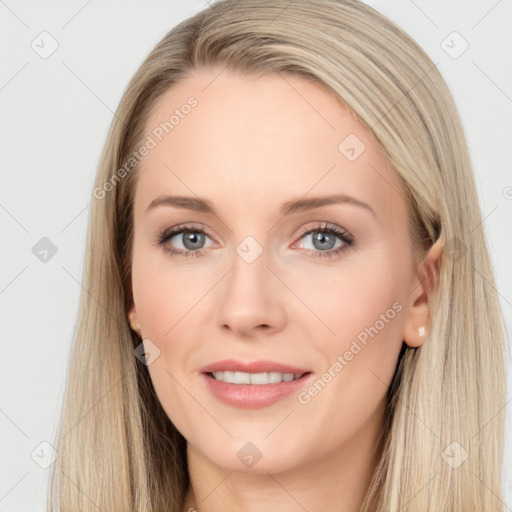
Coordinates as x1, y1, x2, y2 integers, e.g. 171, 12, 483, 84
312, 231, 336, 250
183, 231, 205, 250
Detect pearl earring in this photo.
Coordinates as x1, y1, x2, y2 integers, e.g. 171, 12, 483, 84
418, 325, 426, 337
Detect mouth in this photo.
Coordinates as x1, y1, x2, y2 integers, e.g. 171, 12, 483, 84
199, 359, 313, 408
205, 370, 311, 385
201, 369, 314, 409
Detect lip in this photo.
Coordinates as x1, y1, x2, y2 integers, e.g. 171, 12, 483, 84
201, 373, 313, 409
200, 359, 314, 409
200, 359, 311, 374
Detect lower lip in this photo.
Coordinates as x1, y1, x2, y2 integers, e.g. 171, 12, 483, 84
202, 372, 313, 409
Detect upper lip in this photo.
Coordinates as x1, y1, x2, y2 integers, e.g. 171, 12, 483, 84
200, 359, 311, 375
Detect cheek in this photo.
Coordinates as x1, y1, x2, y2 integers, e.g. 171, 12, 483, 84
294, 251, 405, 345
131, 243, 209, 336
130, 247, 215, 431
296, 256, 405, 419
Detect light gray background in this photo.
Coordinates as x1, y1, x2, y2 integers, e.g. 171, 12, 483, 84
1, 0, 511, 510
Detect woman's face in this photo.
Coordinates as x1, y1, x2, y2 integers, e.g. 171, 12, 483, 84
129, 65, 431, 474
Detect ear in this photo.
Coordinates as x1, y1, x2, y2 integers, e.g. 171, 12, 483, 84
128, 303, 142, 337
403, 237, 443, 348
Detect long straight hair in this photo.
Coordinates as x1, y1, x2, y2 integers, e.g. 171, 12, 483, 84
48, 1, 507, 510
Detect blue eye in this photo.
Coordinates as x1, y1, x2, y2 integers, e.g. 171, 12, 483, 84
295, 223, 354, 259
154, 222, 354, 259
155, 223, 213, 258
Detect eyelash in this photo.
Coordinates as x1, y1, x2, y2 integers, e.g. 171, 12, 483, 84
153, 222, 354, 260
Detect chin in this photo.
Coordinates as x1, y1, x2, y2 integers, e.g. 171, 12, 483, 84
191, 438, 302, 475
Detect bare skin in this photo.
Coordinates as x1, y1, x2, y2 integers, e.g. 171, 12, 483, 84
128, 65, 442, 512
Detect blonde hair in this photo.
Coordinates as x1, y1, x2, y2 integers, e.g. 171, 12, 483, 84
48, 0, 507, 510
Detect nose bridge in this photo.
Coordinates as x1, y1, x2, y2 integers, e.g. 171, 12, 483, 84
226, 236, 272, 303
225, 225, 269, 280
215, 234, 286, 335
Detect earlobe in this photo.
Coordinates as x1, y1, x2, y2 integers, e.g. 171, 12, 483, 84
402, 237, 443, 348
404, 324, 427, 348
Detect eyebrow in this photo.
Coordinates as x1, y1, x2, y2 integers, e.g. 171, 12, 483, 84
144, 193, 376, 218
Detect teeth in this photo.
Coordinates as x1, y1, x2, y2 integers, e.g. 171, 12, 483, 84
212, 371, 304, 384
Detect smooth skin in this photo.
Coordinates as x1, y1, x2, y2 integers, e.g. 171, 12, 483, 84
128, 65, 442, 512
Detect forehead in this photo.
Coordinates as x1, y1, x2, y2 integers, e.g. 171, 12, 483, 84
135, 66, 409, 228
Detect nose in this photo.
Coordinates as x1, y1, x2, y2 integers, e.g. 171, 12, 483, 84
215, 246, 286, 339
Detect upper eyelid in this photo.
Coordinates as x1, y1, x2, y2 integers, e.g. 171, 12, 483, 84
297, 222, 351, 237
